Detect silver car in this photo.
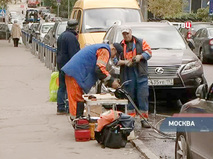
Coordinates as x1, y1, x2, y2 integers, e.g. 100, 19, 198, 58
35, 22, 55, 42
175, 83, 213, 159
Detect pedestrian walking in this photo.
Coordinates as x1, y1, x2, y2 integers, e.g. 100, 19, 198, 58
116, 26, 152, 128
56, 19, 80, 115
11, 20, 22, 47
62, 43, 123, 119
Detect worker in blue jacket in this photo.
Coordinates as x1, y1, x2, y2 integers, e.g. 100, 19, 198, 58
62, 43, 123, 119
56, 20, 80, 115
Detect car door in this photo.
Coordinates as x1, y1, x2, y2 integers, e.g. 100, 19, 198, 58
188, 84, 213, 159
198, 28, 208, 54
43, 27, 52, 45
50, 22, 58, 47
193, 29, 203, 56
203, 28, 213, 53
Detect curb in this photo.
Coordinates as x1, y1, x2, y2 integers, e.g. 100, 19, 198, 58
131, 139, 158, 159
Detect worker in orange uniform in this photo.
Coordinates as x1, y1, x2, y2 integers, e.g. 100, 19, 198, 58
115, 26, 152, 128
61, 43, 123, 119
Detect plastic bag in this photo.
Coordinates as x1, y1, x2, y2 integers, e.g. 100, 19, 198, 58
19, 37, 23, 44
49, 72, 59, 102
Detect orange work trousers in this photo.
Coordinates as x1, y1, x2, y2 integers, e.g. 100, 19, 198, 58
65, 75, 84, 117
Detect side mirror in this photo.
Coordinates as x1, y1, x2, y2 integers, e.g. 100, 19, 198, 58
196, 84, 208, 99
187, 39, 195, 51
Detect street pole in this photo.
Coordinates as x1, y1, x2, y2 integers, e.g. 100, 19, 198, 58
68, 0, 70, 19
140, 0, 148, 22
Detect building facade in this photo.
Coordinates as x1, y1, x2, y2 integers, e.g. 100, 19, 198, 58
183, 0, 209, 13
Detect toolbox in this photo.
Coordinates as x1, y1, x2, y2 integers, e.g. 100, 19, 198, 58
74, 119, 91, 141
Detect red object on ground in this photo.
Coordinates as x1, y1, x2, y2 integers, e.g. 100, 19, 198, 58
75, 119, 91, 141
75, 129, 91, 141
76, 119, 89, 125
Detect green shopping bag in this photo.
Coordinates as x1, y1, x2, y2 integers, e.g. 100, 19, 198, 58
49, 72, 59, 102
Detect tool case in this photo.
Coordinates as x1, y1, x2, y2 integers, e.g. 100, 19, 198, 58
74, 118, 91, 141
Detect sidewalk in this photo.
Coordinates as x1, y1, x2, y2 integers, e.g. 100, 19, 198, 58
0, 40, 144, 159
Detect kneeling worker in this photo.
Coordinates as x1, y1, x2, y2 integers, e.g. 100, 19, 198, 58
62, 43, 123, 119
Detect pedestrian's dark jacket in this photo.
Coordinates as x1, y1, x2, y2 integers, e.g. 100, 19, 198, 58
56, 28, 80, 70
119, 36, 152, 82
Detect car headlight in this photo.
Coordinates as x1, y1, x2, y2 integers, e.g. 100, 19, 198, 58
181, 60, 202, 75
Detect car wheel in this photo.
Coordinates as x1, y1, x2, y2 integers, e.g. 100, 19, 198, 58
175, 132, 190, 159
199, 48, 207, 64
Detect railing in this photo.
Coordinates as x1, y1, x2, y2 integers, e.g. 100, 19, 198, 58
22, 30, 58, 72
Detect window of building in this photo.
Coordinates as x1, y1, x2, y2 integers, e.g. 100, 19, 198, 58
201, 0, 208, 8
183, 0, 191, 13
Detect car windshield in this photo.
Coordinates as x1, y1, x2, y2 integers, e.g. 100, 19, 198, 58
57, 23, 67, 36
82, 8, 141, 33
193, 24, 211, 32
41, 24, 54, 33
116, 27, 186, 49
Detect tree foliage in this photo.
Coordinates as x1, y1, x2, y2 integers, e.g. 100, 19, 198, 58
0, 0, 10, 9
197, 7, 212, 21
148, 0, 184, 18
43, 0, 77, 18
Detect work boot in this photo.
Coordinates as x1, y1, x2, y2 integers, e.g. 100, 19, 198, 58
141, 119, 151, 128
127, 110, 136, 118
76, 102, 85, 118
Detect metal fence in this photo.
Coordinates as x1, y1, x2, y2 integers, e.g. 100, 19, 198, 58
22, 30, 58, 72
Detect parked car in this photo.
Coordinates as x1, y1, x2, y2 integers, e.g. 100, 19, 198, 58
0, 22, 10, 39
103, 22, 207, 103
191, 27, 213, 63
45, 13, 56, 22
28, 22, 39, 43
47, 20, 67, 47
38, 7, 49, 15
43, 27, 53, 45
175, 83, 213, 159
179, 22, 212, 41
24, 8, 39, 24
35, 22, 55, 41
40, 9, 50, 19
43, 12, 50, 21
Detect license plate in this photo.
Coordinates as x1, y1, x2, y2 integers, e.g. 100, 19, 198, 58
148, 79, 174, 86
